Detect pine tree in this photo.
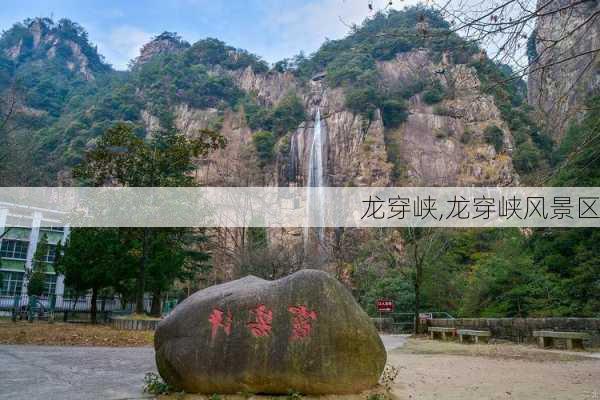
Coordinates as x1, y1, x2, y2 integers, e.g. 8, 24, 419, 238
27, 234, 49, 297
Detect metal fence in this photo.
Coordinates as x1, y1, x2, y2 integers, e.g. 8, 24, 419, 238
373, 311, 455, 334
0, 294, 152, 313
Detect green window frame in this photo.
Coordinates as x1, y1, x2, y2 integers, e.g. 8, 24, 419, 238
0, 239, 29, 260
0, 271, 24, 296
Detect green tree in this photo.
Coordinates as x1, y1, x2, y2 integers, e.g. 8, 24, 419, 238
252, 131, 276, 165
381, 99, 409, 128
56, 228, 132, 323
270, 93, 306, 136
27, 234, 49, 297
422, 81, 446, 105
74, 123, 224, 314
484, 125, 504, 153
146, 229, 210, 316
399, 228, 448, 333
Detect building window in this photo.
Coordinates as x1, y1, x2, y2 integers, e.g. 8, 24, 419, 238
43, 245, 57, 263
41, 226, 64, 233
44, 274, 57, 296
0, 271, 24, 296
0, 239, 29, 260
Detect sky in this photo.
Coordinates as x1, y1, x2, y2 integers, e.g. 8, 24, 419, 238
0, 0, 416, 70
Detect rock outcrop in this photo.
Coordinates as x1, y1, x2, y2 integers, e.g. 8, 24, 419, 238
378, 50, 517, 186
154, 269, 386, 395
528, 0, 600, 139
133, 32, 190, 67
2, 18, 106, 81
140, 48, 519, 188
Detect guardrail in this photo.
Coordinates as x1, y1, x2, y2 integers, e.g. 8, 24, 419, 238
0, 294, 152, 313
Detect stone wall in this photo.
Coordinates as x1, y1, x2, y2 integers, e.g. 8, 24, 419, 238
110, 317, 160, 331
429, 318, 600, 347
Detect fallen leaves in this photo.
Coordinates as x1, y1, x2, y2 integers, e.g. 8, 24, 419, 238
0, 321, 153, 347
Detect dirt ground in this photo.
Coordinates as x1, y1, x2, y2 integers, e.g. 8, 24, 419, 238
1, 322, 599, 399
389, 338, 600, 400
0, 320, 153, 346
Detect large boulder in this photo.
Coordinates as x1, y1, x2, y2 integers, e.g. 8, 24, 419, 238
154, 269, 386, 395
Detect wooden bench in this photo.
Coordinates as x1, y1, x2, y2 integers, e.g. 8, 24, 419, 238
429, 326, 456, 340
532, 331, 591, 350
457, 329, 491, 344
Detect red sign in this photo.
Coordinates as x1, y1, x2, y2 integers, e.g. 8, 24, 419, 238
376, 299, 394, 313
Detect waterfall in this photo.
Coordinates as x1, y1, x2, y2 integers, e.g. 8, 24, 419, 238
288, 133, 298, 182
305, 108, 326, 247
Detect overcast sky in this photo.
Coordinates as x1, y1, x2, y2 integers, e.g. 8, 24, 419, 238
0, 0, 419, 70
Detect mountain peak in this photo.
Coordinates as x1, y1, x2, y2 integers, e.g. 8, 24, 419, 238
0, 17, 110, 80
133, 31, 190, 67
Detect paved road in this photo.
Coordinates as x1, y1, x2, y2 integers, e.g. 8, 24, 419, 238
381, 334, 410, 351
0, 345, 156, 400
0, 335, 408, 400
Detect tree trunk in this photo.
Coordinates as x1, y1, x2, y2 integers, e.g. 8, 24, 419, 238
150, 289, 162, 317
413, 250, 423, 335
90, 287, 98, 324
136, 228, 150, 314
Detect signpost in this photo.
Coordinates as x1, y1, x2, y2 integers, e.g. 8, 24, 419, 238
376, 299, 394, 313
376, 299, 394, 332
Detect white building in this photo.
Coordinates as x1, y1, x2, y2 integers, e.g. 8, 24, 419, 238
0, 203, 69, 300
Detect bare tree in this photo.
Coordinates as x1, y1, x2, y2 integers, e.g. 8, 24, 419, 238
366, 0, 600, 90
390, 227, 448, 334
0, 81, 19, 163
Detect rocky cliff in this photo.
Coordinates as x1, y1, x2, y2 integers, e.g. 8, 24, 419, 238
157, 48, 518, 188
2, 18, 108, 81
133, 32, 190, 67
528, 0, 600, 139
379, 51, 516, 186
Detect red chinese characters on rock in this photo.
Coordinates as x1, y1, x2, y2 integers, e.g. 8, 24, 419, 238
247, 304, 273, 337
288, 305, 318, 340
208, 308, 233, 339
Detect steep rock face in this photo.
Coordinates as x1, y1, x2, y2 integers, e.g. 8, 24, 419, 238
227, 68, 392, 186
142, 49, 518, 187
2, 18, 103, 81
291, 84, 392, 186
134, 33, 189, 66
230, 66, 298, 106
528, 0, 600, 139
378, 51, 517, 186
155, 270, 386, 395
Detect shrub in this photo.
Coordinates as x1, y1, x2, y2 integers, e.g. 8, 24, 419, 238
435, 130, 448, 140
432, 104, 452, 116
326, 53, 376, 87
286, 390, 303, 399
422, 81, 446, 105
271, 93, 306, 136
243, 94, 305, 136
513, 141, 541, 173
484, 125, 504, 152
142, 372, 172, 395
400, 79, 426, 99
460, 129, 473, 145
253, 131, 276, 165
243, 99, 272, 131
345, 87, 381, 119
381, 99, 409, 128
